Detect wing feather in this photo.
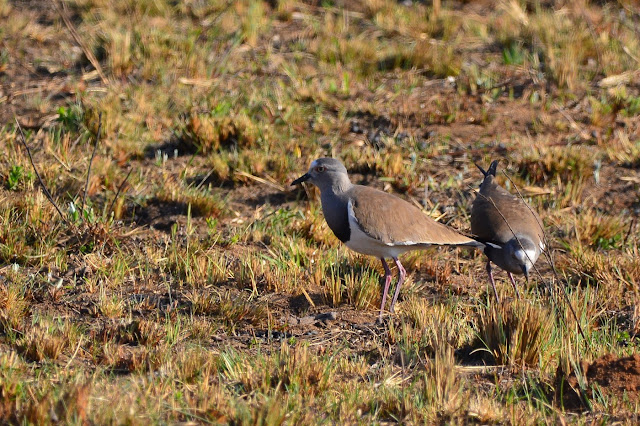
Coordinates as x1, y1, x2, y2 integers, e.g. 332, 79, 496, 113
349, 185, 481, 247
471, 176, 544, 247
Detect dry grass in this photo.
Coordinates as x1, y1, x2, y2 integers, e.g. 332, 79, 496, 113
0, 0, 639, 423
476, 299, 555, 367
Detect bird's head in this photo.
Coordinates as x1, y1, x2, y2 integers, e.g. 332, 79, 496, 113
292, 158, 350, 192
506, 237, 539, 280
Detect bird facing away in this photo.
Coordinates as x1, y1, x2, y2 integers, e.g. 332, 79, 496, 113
292, 158, 483, 319
471, 160, 545, 302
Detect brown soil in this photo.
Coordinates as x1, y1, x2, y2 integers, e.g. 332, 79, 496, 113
557, 353, 640, 411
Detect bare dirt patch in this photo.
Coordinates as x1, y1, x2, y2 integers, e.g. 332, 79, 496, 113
557, 353, 640, 411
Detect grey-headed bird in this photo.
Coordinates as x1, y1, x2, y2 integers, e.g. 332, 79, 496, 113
293, 158, 483, 318
471, 160, 545, 301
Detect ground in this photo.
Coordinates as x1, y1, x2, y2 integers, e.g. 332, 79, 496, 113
1, 0, 640, 423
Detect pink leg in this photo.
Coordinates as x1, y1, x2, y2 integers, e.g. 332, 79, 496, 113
379, 258, 392, 319
486, 260, 500, 303
507, 272, 521, 299
389, 257, 407, 313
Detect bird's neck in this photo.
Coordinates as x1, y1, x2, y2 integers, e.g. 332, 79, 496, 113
332, 178, 352, 194
319, 183, 352, 243
318, 175, 352, 195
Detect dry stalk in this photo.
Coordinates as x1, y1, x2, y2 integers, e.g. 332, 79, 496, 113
15, 119, 69, 226
107, 167, 133, 217
52, 0, 110, 86
82, 112, 102, 217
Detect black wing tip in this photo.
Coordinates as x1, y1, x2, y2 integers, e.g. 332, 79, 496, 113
475, 160, 499, 177
474, 163, 488, 177
487, 160, 499, 177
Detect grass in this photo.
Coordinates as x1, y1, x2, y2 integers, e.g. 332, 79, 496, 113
1, 0, 639, 423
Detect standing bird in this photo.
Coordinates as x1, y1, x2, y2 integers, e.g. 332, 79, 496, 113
471, 160, 545, 302
292, 158, 483, 319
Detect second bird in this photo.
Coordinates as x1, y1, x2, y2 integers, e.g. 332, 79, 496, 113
471, 160, 545, 301
293, 158, 483, 319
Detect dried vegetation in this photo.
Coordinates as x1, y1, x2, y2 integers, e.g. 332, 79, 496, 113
1, 0, 639, 422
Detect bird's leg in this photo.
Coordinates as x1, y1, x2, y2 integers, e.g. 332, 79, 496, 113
507, 272, 521, 299
389, 258, 407, 313
486, 260, 500, 303
379, 258, 393, 319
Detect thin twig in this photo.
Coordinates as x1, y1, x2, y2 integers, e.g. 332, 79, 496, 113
234, 170, 285, 192
623, 216, 636, 247
82, 112, 102, 217
501, 172, 556, 278
575, 3, 603, 79
64, 335, 85, 370
107, 167, 133, 217
470, 175, 588, 345
15, 119, 70, 225
499, 170, 589, 346
52, 0, 109, 86
195, 169, 215, 190
472, 187, 550, 295
553, 102, 591, 140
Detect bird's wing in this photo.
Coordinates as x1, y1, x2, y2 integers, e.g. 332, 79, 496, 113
349, 185, 482, 247
471, 178, 544, 248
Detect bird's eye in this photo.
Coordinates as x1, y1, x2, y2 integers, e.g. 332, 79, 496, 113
315, 166, 326, 173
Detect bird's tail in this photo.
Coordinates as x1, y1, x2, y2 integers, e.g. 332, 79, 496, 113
475, 160, 499, 178
456, 238, 485, 249
430, 236, 485, 249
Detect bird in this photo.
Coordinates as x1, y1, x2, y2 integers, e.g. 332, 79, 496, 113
471, 160, 545, 302
292, 157, 483, 319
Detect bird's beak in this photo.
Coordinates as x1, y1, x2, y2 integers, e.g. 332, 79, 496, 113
291, 173, 310, 186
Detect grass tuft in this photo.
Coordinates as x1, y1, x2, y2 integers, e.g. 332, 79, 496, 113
17, 326, 67, 362
179, 110, 260, 154
2, 0, 639, 422
476, 299, 554, 367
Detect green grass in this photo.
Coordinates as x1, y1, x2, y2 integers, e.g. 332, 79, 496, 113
0, 0, 639, 423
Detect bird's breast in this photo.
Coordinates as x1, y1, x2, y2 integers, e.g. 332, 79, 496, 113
320, 194, 351, 243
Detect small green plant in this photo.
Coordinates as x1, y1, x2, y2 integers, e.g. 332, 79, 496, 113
68, 201, 96, 224
6, 165, 31, 191
0, 48, 9, 71
622, 95, 640, 117
502, 40, 525, 65
56, 104, 84, 131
